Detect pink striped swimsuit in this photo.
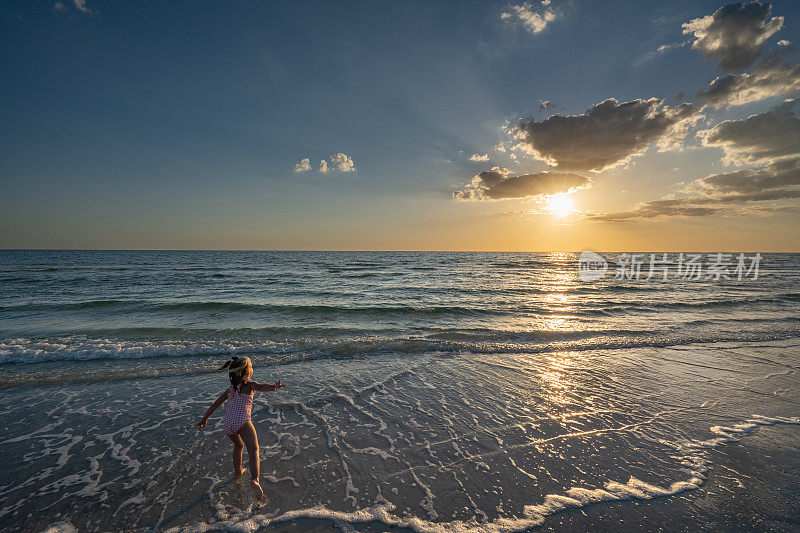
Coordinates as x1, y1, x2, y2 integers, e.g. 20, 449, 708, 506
222, 379, 254, 436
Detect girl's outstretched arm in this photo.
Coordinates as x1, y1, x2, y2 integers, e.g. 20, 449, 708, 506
197, 389, 229, 429
248, 379, 286, 392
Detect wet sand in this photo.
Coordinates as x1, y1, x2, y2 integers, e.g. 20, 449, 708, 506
3, 339, 799, 532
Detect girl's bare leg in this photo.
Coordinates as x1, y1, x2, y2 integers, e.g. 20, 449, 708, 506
227, 433, 245, 478
237, 421, 263, 500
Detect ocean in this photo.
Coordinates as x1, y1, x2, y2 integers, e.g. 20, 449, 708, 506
0, 250, 798, 532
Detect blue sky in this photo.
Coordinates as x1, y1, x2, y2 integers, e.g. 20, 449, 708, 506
2, 1, 800, 250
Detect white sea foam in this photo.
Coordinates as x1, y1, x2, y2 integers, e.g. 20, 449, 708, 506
0, 336, 279, 363
174, 414, 800, 533
42, 522, 78, 533
4, 328, 800, 367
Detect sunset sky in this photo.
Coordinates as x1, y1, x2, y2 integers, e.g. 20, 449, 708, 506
2, 0, 800, 251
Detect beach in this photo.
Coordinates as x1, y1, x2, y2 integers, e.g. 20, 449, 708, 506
1, 250, 799, 531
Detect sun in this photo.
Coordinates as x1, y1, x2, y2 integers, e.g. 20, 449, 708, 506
547, 195, 574, 216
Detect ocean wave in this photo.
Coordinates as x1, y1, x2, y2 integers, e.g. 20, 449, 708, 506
0, 336, 257, 364
2, 327, 799, 371
490, 260, 544, 268
0, 276, 35, 283
3, 292, 796, 317
588, 294, 798, 313
0, 266, 137, 273
417, 327, 654, 342
0, 300, 506, 317
171, 266, 265, 272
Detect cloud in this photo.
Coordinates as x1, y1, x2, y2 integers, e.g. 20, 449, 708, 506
501, 1, 558, 34
539, 100, 552, 111
691, 157, 800, 193
778, 39, 792, 47
738, 204, 797, 215
330, 153, 355, 172
294, 157, 311, 173
587, 189, 800, 221
469, 153, 490, 162
296, 154, 355, 174
587, 200, 722, 221
72, 0, 93, 13
698, 55, 800, 107
53, 0, 94, 13
682, 2, 783, 71
589, 157, 800, 221
453, 166, 590, 201
658, 42, 683, 53
635, 40, 691, 66
510, 98, 698, 172
698, 98, 800, 164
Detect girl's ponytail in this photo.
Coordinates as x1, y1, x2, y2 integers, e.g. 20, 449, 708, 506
220, 356, 252, 391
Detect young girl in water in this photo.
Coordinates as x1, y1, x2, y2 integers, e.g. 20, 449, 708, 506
197, 356, 285, 500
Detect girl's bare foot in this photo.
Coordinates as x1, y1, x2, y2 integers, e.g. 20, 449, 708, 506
234, 468, 247, 480
250, 479, 264, 500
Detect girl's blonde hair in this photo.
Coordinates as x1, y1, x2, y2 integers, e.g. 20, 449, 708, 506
219, 356, 253, 391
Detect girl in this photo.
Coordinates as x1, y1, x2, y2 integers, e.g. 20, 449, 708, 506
197, 356, 285, 500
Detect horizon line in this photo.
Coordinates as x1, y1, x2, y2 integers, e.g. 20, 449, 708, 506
1, 248, 798, 253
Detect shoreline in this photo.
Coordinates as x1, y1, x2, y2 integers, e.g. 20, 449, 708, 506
2, 339, 798, 532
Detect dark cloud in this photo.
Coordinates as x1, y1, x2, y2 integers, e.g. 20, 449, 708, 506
589, 157, 800, 222
698, 54, 800, 107
742, 204, 797, 215
453, 167, 590, 201
510, 98, 697, 172
587, 201, 722, 222
683, 2, 783, 71
711, 188, 800, 202
698, 98, 800, 163
692, 157, 800, 193
587, 188, 800, 222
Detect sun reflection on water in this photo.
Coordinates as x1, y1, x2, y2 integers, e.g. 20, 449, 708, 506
539, 351, 574, 406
